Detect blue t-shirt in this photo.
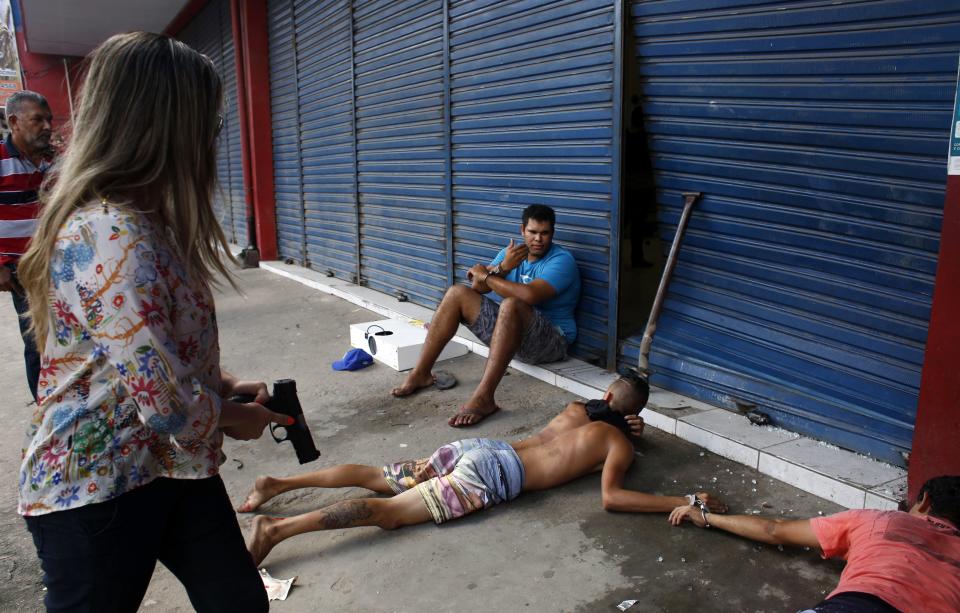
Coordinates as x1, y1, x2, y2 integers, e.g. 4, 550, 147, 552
490, 243, 581, 342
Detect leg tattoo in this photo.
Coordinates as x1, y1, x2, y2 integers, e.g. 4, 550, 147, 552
318, 500, 375, 530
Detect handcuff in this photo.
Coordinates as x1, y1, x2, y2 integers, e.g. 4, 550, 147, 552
687, 494, 711, 528
480, 263, 504, 284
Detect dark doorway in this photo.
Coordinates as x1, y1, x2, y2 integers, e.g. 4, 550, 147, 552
618, 99, 664, 343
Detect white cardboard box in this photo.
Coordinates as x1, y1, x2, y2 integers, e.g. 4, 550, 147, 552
349, 319, 468, 371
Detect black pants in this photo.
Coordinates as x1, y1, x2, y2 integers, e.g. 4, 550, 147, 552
10, 272, 40, 402
24, 476, 268, 613
807, 591, 901, 613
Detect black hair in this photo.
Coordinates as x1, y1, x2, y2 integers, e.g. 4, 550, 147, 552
918, 475, 960, 526
605, 371, 650, 415
522, 204, 556, 230
619, 372, 650, 410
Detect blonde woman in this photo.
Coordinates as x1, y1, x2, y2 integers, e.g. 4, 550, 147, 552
16, 32, 286, 612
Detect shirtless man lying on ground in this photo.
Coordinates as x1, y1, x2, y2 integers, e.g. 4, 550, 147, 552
238, 374, 728, 565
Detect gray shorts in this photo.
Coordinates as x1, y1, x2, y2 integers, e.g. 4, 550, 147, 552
467, 295, 567, 364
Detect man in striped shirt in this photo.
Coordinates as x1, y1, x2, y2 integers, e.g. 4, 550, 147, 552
1, 91, 53, 402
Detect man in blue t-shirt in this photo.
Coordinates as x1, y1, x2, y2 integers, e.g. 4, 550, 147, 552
392, 204, 581, 427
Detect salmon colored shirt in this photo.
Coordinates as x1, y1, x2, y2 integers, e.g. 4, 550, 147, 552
811, 509, 960, 613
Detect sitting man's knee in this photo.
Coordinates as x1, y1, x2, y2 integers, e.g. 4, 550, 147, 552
445, 284, 473, 301
500, 296, 531, 315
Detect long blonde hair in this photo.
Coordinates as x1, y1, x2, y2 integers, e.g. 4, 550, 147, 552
19, 31, 236, 348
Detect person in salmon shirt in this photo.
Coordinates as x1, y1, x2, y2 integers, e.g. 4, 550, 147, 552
669, 475, 960, 613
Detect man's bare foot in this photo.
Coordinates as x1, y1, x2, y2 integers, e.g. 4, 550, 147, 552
237, 476, 281, 513
391, 371, 435, 397
448, 401, 500, 427
247, 515, 281, 566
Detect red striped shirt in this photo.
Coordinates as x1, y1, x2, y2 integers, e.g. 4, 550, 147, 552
0, 135, 51, 265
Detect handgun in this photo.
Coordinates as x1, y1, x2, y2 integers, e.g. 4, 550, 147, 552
231, 378, 321, 464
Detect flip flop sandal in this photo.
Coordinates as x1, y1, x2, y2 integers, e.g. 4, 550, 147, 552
433, 370, 458, 390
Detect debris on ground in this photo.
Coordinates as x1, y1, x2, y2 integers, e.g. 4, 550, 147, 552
617, 599, 639, 611
260, 568, 297, 601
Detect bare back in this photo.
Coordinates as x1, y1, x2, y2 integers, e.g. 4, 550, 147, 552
514, 421, 631, 491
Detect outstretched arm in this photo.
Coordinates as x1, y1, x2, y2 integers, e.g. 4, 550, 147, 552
600, 436, 727, 513
669, 505, 820, 549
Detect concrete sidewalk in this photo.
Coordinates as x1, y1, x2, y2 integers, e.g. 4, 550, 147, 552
0, 266, 843, 612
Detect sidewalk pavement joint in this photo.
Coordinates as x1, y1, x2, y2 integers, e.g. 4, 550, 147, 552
259, 259, 906, 510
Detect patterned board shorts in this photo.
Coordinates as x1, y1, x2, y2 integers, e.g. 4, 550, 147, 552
382, 438, 525, 525
467, 295, 567, 364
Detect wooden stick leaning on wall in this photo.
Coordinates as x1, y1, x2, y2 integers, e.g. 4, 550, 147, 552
637, 191, 701, 375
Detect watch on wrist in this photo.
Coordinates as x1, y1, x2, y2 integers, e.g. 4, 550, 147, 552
491, 264, 504, 276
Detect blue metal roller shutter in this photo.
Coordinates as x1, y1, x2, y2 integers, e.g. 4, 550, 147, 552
218, 0, 247, 246
267, 0, 304, 263
296, 0, 358, 278
179, 0, 245, 245
354, 0, 449, 306
449, 0, 620, 364
268, 0, 359, 277
624, 0, 960, 464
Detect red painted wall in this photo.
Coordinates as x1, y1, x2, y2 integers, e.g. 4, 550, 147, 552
14, 31, 80, 132
235, 0, 276, 259
909, 171, 960, 500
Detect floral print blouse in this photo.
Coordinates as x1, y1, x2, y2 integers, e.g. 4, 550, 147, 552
19, 204, 224, 516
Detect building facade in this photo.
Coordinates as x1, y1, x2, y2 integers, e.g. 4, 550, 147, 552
32, 0, 953, 483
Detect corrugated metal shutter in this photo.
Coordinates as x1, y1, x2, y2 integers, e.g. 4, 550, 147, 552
179, 0, 245, 245
268, 0, 362, 278
297, 0, 358, 277
354, 0, 449, 306
267, 0, 304, 263
625, 0, 960, 464
264, 0, 622, 362
219, 0, 247, 246
449, 0, 620, 364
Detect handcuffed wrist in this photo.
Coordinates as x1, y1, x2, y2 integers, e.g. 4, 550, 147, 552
692, 495, 711, 528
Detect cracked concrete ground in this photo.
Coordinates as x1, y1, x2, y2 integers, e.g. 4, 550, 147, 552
0, 266, 842, 612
